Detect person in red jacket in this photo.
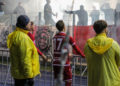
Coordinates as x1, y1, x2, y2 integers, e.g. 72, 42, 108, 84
28, 21, 47, 61
53, 20, 85, 86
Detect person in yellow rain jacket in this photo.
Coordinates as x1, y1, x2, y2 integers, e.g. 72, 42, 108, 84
7, 15, 40, 86
84, 20, 120, 86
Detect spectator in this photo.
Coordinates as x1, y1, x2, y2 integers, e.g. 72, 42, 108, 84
7, 15, 40, 86
14, 2, 26, 16
65, 5, 88, 26
84, 20, 120, 86
115, 2, 120, 26
90, 6, 100, 24
44, 0, 56, 26
0, 1, 5, 15
101, 3, 115, 25
53, 20, 85, 86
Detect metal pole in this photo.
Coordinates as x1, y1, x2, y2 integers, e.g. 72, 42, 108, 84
44, 62, 47, 86
72, 57, 76, 86
49, 51, 54, 86
1, 50, 4, 83
80, 56, 82, 86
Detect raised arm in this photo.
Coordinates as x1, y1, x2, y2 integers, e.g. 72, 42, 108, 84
69, 36, 85, 58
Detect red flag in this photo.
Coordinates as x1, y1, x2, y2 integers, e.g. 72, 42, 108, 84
73, 26, 95, 54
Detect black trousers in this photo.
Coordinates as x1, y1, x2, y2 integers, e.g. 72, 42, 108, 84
14, 78, 34, 86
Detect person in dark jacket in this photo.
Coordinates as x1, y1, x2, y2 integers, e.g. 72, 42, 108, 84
65, 5, 88, 26
44, 0, 57, 26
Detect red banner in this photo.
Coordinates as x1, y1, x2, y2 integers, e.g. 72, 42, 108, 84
33, 25, 119, 54
73, 25, 120, 54
73, 26, 95, 54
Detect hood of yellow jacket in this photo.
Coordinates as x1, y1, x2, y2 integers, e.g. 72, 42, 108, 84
87, 33, 113, 54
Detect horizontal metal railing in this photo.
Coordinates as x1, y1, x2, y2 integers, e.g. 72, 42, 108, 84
0, 49, 88, 86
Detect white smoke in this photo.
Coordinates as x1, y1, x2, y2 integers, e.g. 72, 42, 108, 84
1, 0, 119, 25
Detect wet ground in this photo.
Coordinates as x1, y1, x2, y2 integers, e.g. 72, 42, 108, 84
0, 64, 87, 86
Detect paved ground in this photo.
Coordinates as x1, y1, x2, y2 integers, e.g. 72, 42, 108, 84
0, 64, 87, 86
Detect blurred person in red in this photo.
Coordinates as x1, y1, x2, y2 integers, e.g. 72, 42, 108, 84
27, 21, 48, 61
53, 20, 85, 86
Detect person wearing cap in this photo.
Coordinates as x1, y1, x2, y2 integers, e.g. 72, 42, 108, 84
7, 15, 40, 86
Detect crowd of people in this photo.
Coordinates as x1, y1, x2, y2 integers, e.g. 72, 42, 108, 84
1, 0, 120, 26
44, 0, 120, 26
7, 14, 120, 86
7, 14, 84, 86
5, 0, 120, 86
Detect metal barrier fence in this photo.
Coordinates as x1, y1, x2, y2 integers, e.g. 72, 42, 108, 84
0, 49, 88, 86
0, 49, 13, 86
